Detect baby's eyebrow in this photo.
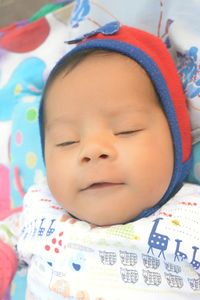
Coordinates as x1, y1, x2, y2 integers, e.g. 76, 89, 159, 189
45, 104, 151, 130
107, 104, 149, 116
45, 115, 74, 131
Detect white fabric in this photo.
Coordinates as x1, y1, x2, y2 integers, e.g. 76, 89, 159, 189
16, 183, 200, 299
0, 121, 11, 167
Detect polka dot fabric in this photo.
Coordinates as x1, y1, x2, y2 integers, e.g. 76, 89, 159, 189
10, 96, 46, 208
2, 4, 76, 212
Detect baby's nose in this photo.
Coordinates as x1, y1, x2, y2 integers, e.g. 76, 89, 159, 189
78, 137, 117, 164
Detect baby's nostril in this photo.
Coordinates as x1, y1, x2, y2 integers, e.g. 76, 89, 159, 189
100, 154, 108, 159
83, 157, 90, 162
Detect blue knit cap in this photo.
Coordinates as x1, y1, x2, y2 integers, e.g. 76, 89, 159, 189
39, 22, 192, 221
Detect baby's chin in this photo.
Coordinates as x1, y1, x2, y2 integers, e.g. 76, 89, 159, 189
79, 213, 137, 227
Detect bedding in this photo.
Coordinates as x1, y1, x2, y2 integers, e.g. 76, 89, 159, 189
0, 0, 200, 299
0, 2, 75, 299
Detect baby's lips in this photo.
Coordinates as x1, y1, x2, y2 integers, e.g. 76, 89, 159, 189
80, 181, 125, 191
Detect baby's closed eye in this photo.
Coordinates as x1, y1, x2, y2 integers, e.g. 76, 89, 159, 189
56, 140, 79, 147
115, 129, 143, 136
55, 128, 144, 147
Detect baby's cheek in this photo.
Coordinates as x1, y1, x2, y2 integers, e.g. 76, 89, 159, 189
48, 161, 77, 208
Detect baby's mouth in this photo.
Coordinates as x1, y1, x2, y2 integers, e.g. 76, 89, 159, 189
81, 182, 124, 191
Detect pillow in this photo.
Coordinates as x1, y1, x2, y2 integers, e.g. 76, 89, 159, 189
167, 16, 200, 184
0, 3, 75, 300
0, 3, 75, 209
10, 92, 46, 208
187, 142, 200, 184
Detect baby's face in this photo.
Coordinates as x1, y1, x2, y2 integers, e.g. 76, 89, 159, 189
44, 53, 174, 226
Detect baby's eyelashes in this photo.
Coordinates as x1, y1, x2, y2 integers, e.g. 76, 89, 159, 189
56, 141, 79, 147
115, 129, 143, 136
55, 129, 143, 147
115, 130, 136, 135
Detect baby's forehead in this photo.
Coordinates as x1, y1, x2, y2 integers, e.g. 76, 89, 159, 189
45, 51, 159, 112
53, 50, 146, 80
47, 53, 152, 94
43, 52, 161, 130
47, 50, 151, 97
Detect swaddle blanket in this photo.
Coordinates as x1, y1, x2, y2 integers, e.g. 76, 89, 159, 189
13, 182, 200, 299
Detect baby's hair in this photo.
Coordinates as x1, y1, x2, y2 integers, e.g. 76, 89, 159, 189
43, 48, 114, 104
41, 49, 123, 129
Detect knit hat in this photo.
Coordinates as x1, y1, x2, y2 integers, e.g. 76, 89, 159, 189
39, 21, 192, 220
